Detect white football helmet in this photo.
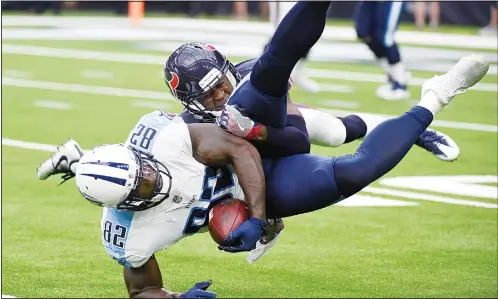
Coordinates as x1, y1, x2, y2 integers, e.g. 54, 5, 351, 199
75, 144, 172, 211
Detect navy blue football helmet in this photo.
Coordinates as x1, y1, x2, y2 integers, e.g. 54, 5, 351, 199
164, 42, 241, 120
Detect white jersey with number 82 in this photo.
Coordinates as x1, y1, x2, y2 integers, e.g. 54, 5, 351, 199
101, 111, 245, 268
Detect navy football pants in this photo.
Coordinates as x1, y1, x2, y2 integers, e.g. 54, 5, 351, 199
263, 106, 433, 219
228, 1, 331, 128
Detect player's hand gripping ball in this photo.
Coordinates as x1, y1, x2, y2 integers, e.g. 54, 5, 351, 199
208, 198, 249, 245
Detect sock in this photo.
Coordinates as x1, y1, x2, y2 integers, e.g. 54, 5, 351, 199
338, 115, 367, 143
378, 57, 391, 77
390, 61, 408, 85
385, 43, 402, 64
417, 90, 444, 117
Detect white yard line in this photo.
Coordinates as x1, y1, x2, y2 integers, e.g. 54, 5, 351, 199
363, 187, 498, 209
3, 77, 496, 133
34, 100, 72, 110
132, 100, 171, 110
3, 44, 496, 92
81, 70, 114, 80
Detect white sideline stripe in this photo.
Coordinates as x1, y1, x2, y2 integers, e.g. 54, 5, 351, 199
3, 44, 496, 93
363, 187, 498, 209
34, 100, 72, 110
3, 77, 496, 133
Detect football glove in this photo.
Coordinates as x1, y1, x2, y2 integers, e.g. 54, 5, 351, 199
215, 105, 263, 140
180, 280, 216, 298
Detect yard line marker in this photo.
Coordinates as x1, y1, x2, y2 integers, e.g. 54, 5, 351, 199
132, 100, 170, 109
319, 99, 360, 109
363, 187, 497, 209
81, 70, 114, 80
34, 100, 72, 110
3, 69, 30, 78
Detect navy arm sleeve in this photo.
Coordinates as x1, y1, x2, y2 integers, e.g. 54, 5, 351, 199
254, 114, 310, 158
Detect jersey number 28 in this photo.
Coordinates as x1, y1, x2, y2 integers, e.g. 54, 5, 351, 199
130, 124, 157, 151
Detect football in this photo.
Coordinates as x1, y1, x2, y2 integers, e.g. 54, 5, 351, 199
208, 198, 249, 245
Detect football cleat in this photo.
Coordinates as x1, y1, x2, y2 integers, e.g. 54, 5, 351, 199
376, 80, 410, 101
415, 129, 460, 162
421, 54, 489, 107
37, 138, 84, 181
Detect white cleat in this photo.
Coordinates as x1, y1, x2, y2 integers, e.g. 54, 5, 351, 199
376, 84, 410, 101
415, 129, 460, 162
422, 54, 490, 107
37, 138, 84, 181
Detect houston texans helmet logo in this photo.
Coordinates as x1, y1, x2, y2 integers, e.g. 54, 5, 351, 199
204, 44, 216, 51
165, 71, 180, 97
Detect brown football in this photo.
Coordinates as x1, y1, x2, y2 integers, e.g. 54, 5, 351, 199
208, 198, 249, 245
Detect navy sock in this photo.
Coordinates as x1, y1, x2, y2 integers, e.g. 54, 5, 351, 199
366, 39, 387, 59
251, 1, 331, 97
338, 115, 367, 143
385, 43, 401, 64
334, 106, 433, 197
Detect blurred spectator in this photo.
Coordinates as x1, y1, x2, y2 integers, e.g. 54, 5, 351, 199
479, 1, 497, 36
233, 1, 248, 20
30, 1, 62, 15
414, 1, 440, 30
259, 1, 269, 20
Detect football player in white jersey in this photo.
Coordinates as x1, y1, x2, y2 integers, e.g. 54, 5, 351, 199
38, 111, 272, 298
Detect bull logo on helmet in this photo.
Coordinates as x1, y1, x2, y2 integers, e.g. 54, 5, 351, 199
165, 71, 180, 97
203, 44, 216, 51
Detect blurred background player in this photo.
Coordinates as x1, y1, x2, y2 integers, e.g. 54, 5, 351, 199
268, 0, 320, 93
354, 0, 410, 101
414, 1, 440, 30
479, 1, 498, 36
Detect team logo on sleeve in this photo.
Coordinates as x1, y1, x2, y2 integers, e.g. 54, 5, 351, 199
165, 71, 180, 97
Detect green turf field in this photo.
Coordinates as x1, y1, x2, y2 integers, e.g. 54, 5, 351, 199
2, 17, 497, 298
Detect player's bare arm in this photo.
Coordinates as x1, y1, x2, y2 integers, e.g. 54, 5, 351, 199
188, 123, 266, 220
124, 255, 179, 298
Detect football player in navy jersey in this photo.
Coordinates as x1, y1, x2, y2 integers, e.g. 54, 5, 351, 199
165, 45, 460, 162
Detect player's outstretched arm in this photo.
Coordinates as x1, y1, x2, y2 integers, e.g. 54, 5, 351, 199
123, 255, 216, 298
124, 255, 179, 298
188, 123, 266, 220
